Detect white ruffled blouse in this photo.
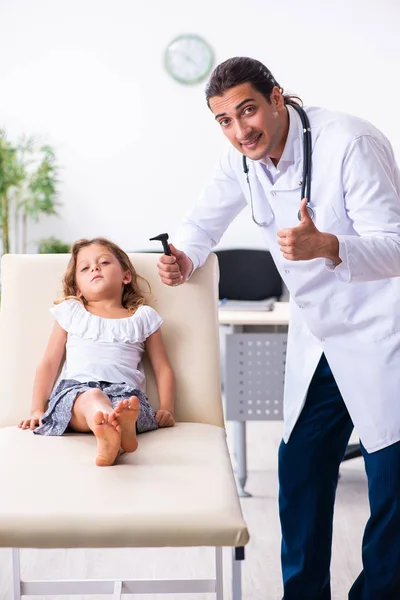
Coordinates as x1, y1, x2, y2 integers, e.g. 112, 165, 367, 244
50, 299, 163, 390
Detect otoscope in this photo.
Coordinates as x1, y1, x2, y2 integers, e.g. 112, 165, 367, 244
149, 233, 171, 256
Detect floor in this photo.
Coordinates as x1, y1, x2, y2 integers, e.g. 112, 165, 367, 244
0, 421, 369, 600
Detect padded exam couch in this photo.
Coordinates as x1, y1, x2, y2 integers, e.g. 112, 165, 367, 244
0, 252, 249, 599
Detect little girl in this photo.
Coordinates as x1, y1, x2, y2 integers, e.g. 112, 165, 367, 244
18, 237, 175, 466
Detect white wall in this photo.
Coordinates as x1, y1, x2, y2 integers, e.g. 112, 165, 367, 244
1, 0, 400, 252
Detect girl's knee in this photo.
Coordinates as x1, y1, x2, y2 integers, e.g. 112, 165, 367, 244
79, 388, 109, 403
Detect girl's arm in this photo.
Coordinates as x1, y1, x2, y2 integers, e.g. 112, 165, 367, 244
19, 322, 67, 430
145, 328, 175, 427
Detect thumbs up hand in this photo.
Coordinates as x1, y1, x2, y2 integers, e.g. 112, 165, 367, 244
277, 198, 341, 263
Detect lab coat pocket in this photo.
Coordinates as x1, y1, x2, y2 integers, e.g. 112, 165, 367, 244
332, 279, 400, 343
372, 279, 400, 342
313, 204, 342, 234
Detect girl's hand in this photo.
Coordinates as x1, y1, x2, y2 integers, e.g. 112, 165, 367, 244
156, 409, 175, 428
18, 411, 44, 430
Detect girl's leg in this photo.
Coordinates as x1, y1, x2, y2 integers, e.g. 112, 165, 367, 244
70, 388, 121, 466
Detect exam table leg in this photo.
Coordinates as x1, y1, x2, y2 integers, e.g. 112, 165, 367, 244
232, 547, 244, 600
12, 548, 21, 600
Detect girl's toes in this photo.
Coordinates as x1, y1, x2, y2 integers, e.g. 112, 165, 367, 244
93, 411, 104, 426
110, 417, 120, 430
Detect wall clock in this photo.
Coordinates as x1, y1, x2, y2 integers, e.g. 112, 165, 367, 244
164, 34, 214, 85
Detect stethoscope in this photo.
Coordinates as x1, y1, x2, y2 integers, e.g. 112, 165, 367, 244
242, 103, 314, 226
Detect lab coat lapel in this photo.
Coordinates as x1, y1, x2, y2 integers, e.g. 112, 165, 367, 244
252, 161, 303, 229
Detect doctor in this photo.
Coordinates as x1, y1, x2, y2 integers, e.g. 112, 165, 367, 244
157, 57, 400, 599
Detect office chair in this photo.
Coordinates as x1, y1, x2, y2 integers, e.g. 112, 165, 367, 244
215, 248, 283, 301
342, 444, 362, 461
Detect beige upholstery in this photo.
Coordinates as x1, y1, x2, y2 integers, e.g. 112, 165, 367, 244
0, 253, 249, 550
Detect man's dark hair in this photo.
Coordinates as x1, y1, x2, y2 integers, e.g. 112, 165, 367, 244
205, 57, 302, 107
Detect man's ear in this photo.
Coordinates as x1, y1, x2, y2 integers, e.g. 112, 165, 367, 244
270, 85, 284, 111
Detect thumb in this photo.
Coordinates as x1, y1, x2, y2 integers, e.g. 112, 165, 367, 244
298, 198, 312, 224
168, 243, 184, 258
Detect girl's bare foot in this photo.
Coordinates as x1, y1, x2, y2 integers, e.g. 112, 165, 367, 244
113, 397, 139, 453
92, 411, 121, 466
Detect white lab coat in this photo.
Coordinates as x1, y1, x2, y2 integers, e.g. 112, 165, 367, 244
174, 104, 400, 452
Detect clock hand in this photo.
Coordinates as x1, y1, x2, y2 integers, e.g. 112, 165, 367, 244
180, 52, 197, 67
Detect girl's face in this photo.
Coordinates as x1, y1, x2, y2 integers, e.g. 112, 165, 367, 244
75, 244, 131, 302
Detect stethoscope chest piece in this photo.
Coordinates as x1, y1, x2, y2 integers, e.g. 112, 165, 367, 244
298, 204, 315, 222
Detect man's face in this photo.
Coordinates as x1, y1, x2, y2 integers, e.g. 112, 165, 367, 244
209, 82, 287, 162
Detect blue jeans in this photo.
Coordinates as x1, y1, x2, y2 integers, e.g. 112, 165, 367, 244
279, 354, 400, 600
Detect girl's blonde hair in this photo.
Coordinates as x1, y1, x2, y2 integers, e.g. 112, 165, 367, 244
56, 237, 150, 313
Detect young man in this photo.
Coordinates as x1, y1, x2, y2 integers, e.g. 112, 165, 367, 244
158, 56, 400, 599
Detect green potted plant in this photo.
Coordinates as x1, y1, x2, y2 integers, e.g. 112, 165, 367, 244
0, 131, 60, 255
38, 236, 70, 254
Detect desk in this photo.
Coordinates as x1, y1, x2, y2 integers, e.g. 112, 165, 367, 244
219, 302, 290, 497
219, 301, 290, 327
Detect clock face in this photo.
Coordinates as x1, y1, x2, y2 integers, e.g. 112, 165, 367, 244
164, 34, 214, 85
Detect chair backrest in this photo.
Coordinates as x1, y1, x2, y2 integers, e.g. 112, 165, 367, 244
0, 253, 224, 428
215, 248, 282, 301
